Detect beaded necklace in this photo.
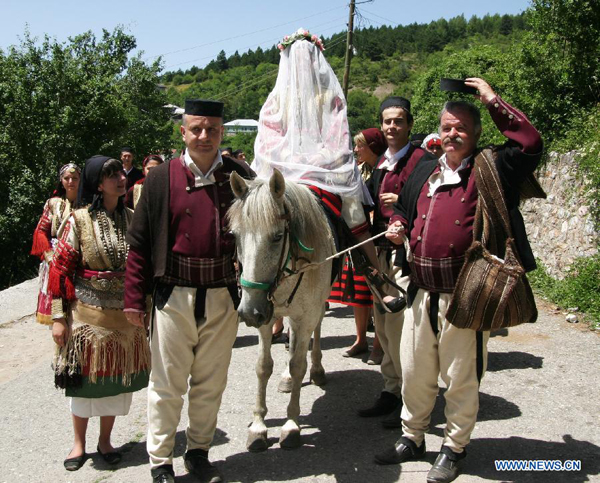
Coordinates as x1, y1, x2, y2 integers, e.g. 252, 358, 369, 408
94, 208, 128, 269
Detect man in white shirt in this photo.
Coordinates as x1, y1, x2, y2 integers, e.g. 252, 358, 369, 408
358, 97, 427, 427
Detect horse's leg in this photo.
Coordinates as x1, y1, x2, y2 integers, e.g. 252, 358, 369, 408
309, 307, 327, 387
279, 321, 311, 449
247, 322, 274, 452
277, 317, 293, 393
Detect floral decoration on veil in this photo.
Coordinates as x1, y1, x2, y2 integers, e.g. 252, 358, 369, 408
278, 28, 325, 52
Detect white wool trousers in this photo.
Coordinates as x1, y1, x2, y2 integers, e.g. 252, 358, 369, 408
147, 286, 239, 469
400, 288, 489, 453
372, 248, 404, 398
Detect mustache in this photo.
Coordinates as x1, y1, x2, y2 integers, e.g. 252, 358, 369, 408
443, 136, 464, 146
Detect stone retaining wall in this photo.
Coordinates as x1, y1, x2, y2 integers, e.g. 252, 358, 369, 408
521, 151, 597, 279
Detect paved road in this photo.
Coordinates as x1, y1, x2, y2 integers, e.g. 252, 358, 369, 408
0, 280, 598, 482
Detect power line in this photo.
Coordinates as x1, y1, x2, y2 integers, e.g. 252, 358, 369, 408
144, 4, 348, 61
357, 7, 402, 27
164, 17, 348, 71
358, 14, 387, 28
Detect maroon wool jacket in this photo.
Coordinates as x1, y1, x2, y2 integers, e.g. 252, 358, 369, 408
125, 166, 144, 191
366, 144, 427, 241
124, 155, 254, 311
390, 95, 543, 289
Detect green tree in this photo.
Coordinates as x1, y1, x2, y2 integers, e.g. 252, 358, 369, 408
0, 27, 172, 288
216, 50, 229, 71
222, 132, 258, 162
512, 0, 600, 139
347, 90, 380, 134
410, 44, 514, 146
499, 14, 513, 35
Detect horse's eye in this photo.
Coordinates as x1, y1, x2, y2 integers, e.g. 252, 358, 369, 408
273, 233, 284, 243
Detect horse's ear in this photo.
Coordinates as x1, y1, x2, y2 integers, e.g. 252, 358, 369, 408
269, 169, 285, 199
230, 171, 248, 199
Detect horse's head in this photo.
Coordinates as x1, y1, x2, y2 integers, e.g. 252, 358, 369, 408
229, 169, 288, 328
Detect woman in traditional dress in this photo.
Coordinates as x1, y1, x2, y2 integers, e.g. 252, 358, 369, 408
48, 155, 150, 471
124, 154, 164, 209
253, 29, 404, 313
327, 129, 387, 362
31, 163, 81, 325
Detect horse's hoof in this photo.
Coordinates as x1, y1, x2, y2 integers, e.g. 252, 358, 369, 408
277, 377, 293, 393
247, 432, 269, 452
310, 370, 327, 387
279, 430, 302, 449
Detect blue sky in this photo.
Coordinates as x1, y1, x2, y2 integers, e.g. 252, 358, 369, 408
1, 0, 531, 72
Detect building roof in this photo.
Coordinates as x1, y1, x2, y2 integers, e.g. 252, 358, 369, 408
224, 119, 259, 127
164, 104, 185, 115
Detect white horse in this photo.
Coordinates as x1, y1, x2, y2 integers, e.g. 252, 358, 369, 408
228, 169, 336, 451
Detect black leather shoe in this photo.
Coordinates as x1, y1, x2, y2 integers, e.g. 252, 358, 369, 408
374, 437, 425, 465
426, 446, 466, 483
63, 453, 87, 471
184, 449, 223, 483
97, 444, 122, 465
381, 399, 403, 428
151, 464, 175, 483
357, 392, 401, 417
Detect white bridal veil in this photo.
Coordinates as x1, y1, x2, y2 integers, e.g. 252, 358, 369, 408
253, 37, 369, 203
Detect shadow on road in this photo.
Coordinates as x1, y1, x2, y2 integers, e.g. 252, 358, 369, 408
220, 366, 532, 483
222, 366, 597, 482
487, 351, 544, 371
466, 434, 599, 482
426, 389, 522, 432
222, 367, 401, 482
325, 305, 355, 319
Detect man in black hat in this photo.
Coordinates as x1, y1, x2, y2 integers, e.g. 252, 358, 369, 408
120, 146, 144, 190
359, 96, 429, 427
125, 99, 253, 483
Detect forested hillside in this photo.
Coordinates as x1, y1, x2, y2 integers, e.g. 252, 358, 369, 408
162, 12, 529, 146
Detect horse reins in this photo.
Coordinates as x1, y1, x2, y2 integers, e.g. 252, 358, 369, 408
238, 203, 413, 308
239, 204, 314, 307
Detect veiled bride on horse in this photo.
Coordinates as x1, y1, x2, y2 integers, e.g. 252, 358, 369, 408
228, 29, 405, 451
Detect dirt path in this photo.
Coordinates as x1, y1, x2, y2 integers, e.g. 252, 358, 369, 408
0, 281, 598, 482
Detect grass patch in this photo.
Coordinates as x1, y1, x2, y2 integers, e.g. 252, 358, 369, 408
529, 255, 600, 330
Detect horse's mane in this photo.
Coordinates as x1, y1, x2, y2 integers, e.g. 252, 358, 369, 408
227, 179, 332, 256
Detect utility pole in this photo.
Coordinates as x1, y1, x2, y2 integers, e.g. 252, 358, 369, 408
342, 0, 356, 99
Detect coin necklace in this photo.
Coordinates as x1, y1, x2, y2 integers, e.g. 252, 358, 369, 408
95, 208, 128, 269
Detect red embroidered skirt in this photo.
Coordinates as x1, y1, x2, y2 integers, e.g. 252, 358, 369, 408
327, 256, 373, 307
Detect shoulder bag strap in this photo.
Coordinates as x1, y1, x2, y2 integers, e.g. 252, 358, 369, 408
473, 149, 514, 244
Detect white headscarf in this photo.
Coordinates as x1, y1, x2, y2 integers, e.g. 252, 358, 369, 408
421, 133, 441, 149
253, 36, 367, 202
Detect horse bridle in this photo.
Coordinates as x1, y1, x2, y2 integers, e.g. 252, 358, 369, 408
238, 203, 314, 307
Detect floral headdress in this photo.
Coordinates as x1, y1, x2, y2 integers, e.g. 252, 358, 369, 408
277, 28, 325, 52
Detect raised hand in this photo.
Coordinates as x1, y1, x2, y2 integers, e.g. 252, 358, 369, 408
465, 77, 497, 105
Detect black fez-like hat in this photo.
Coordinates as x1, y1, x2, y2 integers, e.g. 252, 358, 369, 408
440, 78, 478, 94
379, 96, 411, 115
185, 99, 224, 118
